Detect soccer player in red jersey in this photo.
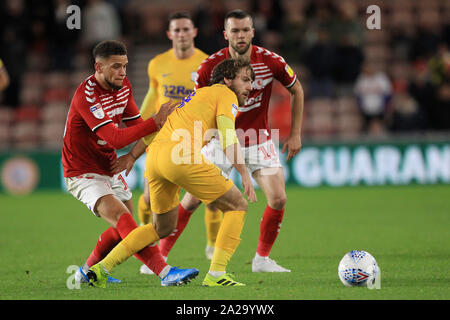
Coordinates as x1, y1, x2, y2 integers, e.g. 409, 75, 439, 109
158, 10, 305, 272
63, 40, 198, 286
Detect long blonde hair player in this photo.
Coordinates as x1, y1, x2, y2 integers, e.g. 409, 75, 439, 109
115, 12, 209, 274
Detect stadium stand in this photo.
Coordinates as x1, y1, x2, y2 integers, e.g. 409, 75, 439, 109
0, 0, 449, 150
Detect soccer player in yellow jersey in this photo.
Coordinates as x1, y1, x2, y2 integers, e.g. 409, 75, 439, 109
87, 58, 257, 287
132, 12, 220, 273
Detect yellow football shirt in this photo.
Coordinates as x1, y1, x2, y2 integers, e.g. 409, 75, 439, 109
140, 48, 208, 120
154, 84, 239, 152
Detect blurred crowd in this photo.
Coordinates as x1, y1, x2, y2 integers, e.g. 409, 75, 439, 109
0, 0, 449, 149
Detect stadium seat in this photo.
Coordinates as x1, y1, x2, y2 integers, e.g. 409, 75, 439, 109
40, 122, 65, 149
14, 105, 41, 122
11, 121, 40, 149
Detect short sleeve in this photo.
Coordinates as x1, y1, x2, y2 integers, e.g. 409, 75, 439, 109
267, 51, 297, 89
215, 86, 239, 121
74, 88, 112, 132
195, 58, 213, 89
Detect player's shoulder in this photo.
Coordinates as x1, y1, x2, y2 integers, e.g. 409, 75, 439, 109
195, 48, 209, 60
73, 75, 99, 104
252, 45, 287, 65
201, 48, 228, 67
148, 49, 172, 67
201, 84, 235, 98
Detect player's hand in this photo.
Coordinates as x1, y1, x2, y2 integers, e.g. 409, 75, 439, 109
241, 175, 257, 203
111, 153, 136, 176
281, 134, 302, 162
153, 99, 178, 129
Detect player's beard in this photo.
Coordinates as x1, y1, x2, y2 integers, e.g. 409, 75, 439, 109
105, 78, 123, 91
230, 85, 248, 106
231, 41, 251, 55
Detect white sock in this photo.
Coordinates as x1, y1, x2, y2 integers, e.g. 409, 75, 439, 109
254, 253, 268, 260
208, 271, 225, 278
158, 265, 172, 279
81, 263, 90, 273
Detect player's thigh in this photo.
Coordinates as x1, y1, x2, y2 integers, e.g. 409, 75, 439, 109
180, 192, 202, 212
143, 177, 150, 204
169, 158, 235, 207
95, 194, 131, 227
145, 142, 181, 214
65, 173, 130, 218
147, 175, 180, 215
111, 172, 133, 212
252, 167, 287, 209
209, 184, 247, 213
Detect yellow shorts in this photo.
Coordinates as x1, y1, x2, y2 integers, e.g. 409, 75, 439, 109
145, 140, 235, 214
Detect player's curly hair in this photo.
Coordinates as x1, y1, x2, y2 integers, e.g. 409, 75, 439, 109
209, 58, 255, 85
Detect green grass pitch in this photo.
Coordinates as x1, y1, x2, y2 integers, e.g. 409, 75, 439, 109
0, 185, 449, 300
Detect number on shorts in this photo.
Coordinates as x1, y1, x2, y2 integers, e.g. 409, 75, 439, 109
258, 142, 277, 160
118, 174, 128, 191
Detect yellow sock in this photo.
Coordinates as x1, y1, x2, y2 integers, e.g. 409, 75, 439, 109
100, 224, 160, 272
205, 207, 223, 247
209, 211, 246, 272
138, 194, 152, 225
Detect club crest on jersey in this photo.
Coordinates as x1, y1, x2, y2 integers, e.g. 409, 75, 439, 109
231, 103, 238, 117
90, 103, 105, 119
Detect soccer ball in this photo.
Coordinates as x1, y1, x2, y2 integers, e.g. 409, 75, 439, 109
338, 250, 380, 288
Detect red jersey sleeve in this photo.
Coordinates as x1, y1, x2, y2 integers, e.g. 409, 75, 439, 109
96, 118, 157, 150
73, 87, 113, 132
265, 50, 297, 89
195, 59, 213, 89
195, 49, 228, 89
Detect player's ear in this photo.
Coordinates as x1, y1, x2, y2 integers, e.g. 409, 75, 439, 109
193, 27, 198, 38
223, 29, 229, 41
166, 30, 173, 40
94, 61, 103, 74
223, 77, 232, 87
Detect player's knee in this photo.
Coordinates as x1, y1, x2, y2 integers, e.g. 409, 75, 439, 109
231, 194, 248, 212
268, 194, 287, 210
154, 222, 175, 239
180, 193, 202, 212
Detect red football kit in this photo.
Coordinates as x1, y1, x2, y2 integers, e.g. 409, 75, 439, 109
62, 75, 157, 177
195, 45, 297, 146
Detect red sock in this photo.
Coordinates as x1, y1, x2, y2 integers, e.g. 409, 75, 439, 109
256, 206, 285, 257
116, 213, 168, 276
159, 204, 193, 257
86, 227, 121, 267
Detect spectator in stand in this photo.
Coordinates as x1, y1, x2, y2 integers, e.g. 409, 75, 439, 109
354, 62, 392, 136
389, 85, 428, 132
333, 32, 364, 96
305, 27, 335, 98
0, 0, 29, 108
50, 0, 81, 71
0, 58, 10, 91
193, 0, 226, 54
82, 0, 122, 62
408, 60, 434, 130
433, 80, 450, 130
